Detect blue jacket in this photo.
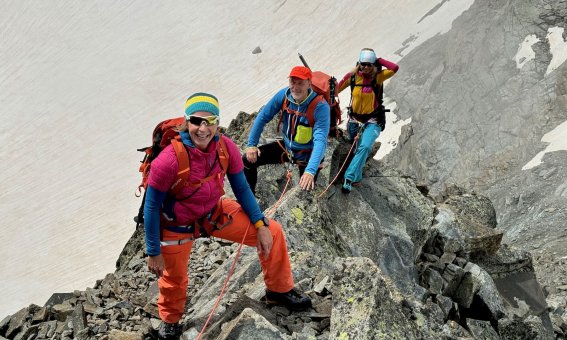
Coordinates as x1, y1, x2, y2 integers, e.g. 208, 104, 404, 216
247, 87, 330, 175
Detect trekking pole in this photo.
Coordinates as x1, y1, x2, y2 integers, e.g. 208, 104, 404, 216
329, 76, 336, 105
298, 53, 311, 70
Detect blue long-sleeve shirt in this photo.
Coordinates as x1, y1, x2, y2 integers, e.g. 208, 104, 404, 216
247, 87, 330, 175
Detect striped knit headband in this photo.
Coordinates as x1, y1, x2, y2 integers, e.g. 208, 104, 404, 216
184, 92, 220, 118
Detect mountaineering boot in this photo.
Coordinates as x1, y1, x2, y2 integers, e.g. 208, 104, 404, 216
265, 288, 312, 310
342, 179, 352, 193
158, 321, 182, 339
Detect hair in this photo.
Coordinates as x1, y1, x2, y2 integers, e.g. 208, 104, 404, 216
174, 120, 188, 132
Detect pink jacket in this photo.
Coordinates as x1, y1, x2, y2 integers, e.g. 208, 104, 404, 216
148, 135, 243, 224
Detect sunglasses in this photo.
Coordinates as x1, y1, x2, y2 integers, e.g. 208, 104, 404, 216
360, 62, 374, 68
187, 115, 219, 126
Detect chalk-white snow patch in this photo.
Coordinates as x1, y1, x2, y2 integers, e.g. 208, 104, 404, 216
546, 27, 567, 75
515, 34, 540, 69
395, 0, 475, 57
375, 99, 412, 160
522, 120, 567, 170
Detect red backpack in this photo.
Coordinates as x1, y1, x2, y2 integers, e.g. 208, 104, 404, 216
135, 117, 230, 225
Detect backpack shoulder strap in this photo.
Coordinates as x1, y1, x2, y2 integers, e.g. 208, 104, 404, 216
216, 134, 230, 173
277, 97, 290, 133
305, 95, 325, 127
372, 77, 383, 106
349, 73, 356, 94
170, 135, 190, 196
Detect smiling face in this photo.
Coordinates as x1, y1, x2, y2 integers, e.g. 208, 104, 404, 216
288, 77, 311, 102
187, 111, 218, 151
359, 62, 375, 76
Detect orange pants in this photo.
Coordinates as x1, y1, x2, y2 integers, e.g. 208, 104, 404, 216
157, 198, 294, 323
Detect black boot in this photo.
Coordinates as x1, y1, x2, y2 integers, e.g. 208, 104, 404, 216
265, 288, 312, 310
157, 321, 181, 339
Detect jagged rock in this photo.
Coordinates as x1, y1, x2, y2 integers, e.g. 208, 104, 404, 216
455, 263, 506, 322
385, 6, 567, 337
313, 276, 329, 295
36, 320, 57, 338
31, 306, 48, 324
313, 298, 332, 316
83, 302, 103, 315
422, 267, 444, 295
441, 263, 465, 297
108, 329, 143, 339
215, 307, 287, 340
12, 324, 38, 340
435, 295, 455, 321
443, 193, 498, 229
71, 303, 87, 334
440, 320, 472, 339
224, 111, 264, 148
440, 251, 457, 264
44, 292, 75, 307
0, 316, 9, 335
467, 318, 499, 339
268, 160, 435, 298
184, 248, 263, 327
5, 306, 30, 338
498, 315, 554, 340
116, 223, 145, 273
330, 257, 423, 339
433, 203, 503, 257
475, 244, 549, 325
52, 302, 75, 322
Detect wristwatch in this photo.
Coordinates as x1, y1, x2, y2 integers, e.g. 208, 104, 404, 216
254, 217, 270, 229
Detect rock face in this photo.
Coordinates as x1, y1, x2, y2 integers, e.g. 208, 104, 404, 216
384, 0, 567, 259
2, 114, 564, 339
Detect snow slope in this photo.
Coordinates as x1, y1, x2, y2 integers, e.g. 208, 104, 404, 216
0, 0, 473, 317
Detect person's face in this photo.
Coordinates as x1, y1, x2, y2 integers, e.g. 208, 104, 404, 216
187, 111, 219, 151
288, 77, 311, 102
359, 62, 375, 75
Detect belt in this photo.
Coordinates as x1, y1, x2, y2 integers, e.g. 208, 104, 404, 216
160, 236, 194, 247
164, 225, 195, 233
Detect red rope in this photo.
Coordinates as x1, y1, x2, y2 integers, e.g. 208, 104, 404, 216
266, 169, 293, 218
197, 225, 249, 339
197, 169, 293, 338
317, 135, 359, 199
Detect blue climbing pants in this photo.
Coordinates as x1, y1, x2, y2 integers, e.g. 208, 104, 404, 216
344, 121, 381, 183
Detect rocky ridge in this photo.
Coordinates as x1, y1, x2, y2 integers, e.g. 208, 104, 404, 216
383, 0, 567, 258
1, 113, 565, 339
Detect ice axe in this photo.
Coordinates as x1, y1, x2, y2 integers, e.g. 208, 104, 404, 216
298, 53, 310, 70
297, 53, 337, 106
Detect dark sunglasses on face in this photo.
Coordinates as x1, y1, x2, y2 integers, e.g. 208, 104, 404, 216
360, 62, 374, 68
187, 115, 219, 126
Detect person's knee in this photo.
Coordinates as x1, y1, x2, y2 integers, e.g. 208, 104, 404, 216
357, 143, 372, 154
242, 154, 251, 167
268, 220, 284, 237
